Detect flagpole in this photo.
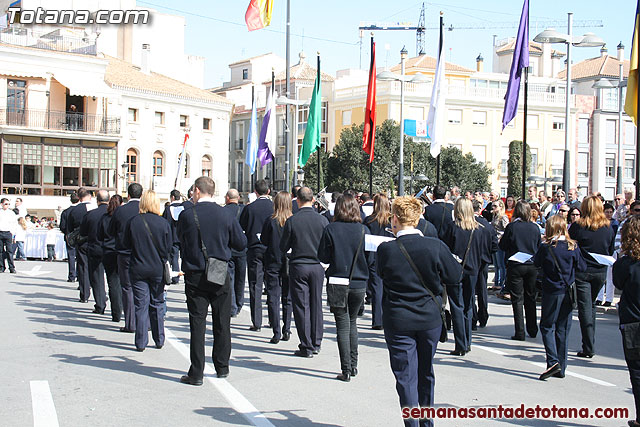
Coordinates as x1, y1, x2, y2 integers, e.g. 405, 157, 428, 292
271, 70, 276, 190
369, 35, 374, 196
284, 0, 291, 192
251, 85, 256, 191
436, 13, 443, 187
522, 67, 529, 200
636, 0, 640, 200
317, 53, 322, 193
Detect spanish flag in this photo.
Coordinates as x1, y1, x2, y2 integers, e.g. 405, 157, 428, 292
245, 0, 274, 32
625, 4, 639, 125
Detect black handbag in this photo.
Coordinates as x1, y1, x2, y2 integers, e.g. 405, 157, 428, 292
326, 226, 365, 308
192, 207, 228, 286
66, 228, 87, 247
141, 216, 172, 286
397, 239, 448, 343
547, 244, 577, 309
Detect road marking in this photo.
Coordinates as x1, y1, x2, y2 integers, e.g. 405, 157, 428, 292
164, 328, 275, 427
30, 380, 59, 427
22, 266, 52, 277
473, 345, 508, 356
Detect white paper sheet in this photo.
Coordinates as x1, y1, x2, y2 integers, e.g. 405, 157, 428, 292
588, 252, 616, 266
328, 277, 349, 285
365, 235, 395, 252
508, 252, 533, 263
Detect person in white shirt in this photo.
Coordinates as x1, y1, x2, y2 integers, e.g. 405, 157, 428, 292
45, 223, 57, 261
14, 198, 27, 219
13, 217, 27, 261
0, 197, 18, 273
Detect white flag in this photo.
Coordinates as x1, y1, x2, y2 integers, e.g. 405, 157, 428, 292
427, 22, 446, 158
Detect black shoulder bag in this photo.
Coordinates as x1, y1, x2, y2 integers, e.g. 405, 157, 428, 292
547, 244, 578, 309
397, 239, 448, 343
192, 207, 228, 286
140, 216, 172, 286
326, 226, 365, 308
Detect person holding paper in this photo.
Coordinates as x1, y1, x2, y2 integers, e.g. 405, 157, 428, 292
491, 200, 510, 296
499, 201, 541, 341
318, 194, 371, 382
569, 195, 615, 358
534, 215, 586, 380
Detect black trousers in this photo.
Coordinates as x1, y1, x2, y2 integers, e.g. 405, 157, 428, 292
507, 263, 539, 339
330, 287, 365, 374
228, 253, 247, 315
76, 244, 90, 301
103, 252, 122, 322
169, 243, 180, 284
65, 243, 76, 281
247, 247, 266, 328
289, 263, 325, 354
368, 262, 384, 328
117, 254, 135, 331
623, 330, 640, 423
265, 263, 292, 339
541, 291, 573, 375
132, 276, 165, 350
575, 268, 607, 355
185, 271, 232, 378
473, 263, 489, 327
0, 231, 15, 271
448, 275, 475, 352
88, 255, 107, 312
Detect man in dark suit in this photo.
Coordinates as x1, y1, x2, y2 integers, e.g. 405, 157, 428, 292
182, 185, 195, 210
280, 187, 329, 357
360, 193, 374, 218
67, 187, 92, 302
481, 191, 499, 222
291, 185, 301, 214
177, 176, 247, 385
109, 183, 142, 333
224, 188, 247, 317
162, 189, 183, 284
472, 200, 498, 329
59, 192, 79, 282
80, 189, 109, 314
239, 179, 274, 331
424, 185, 453, 240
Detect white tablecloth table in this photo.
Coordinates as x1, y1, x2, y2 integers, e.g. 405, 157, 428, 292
23, 229, 67, 260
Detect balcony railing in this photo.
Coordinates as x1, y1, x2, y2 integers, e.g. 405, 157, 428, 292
0, 27, 97, 55
0, 109, 120, 135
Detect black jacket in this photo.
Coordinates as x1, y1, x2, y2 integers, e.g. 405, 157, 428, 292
377, 234, 462, 331
123, 213, 171, 281
475, 215, 499, 264
280, 206, 329, 265
614, 256, 640, 325
318, 222, 371, 289
67, 202, 90, 236
108, 200, 140, 255
59, 204, 76, 235
239, 197, 273, 250
260, 217, 285, 267
224, 203, 247, 256
534, 241, 587, 295
423, 201, 453, 239
364, 215, 392, 237
162, 201, 183, 245
177, 201, 247, 273
499, 219, 541, 265
442, 220, 492, 276
80, 204, 108, 258
569, 222, 615, 270
97, 212, 117, 254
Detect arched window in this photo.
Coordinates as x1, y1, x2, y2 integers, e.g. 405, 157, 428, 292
126, 148, 138, 183
184, 153, 190, 178
153, 151, 164, 176
202, 155, 212, 177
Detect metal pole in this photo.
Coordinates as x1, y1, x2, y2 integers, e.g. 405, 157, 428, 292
617, 60, 624, 194
636, 0, 640, 201
317, 54, 321, 193
562, 12, 573, 195
398, 54, 405, 196
284, 0, 291, 192
522, 67, 529, 200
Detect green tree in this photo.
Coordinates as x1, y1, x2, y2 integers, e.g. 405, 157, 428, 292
432, 147, 492, 193
299, 148, 329, 192
507, 140, 532, 198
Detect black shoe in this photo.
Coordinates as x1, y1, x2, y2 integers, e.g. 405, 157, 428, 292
472, 324, 478, 331
312, 347, 321, 355
553, 371, 565, 379
449, 349, 466, 356
155, 343, 163, 349
135, 347, 144, 352
539, 363, 560, 381
294, 349, 313, 358
119, 327, 135, 333
79, 299, 88, 303
350, 367, 358, 377
576, 351, 594, 358
282, 331, 291, 341
511, 335, 525, 341
270, 336, 280, 344
9, 269, 16, 273
478, 321, 487, 328
372, 325, 383, 330
180, 375, 203, 386
249, 326, 261, 332
336, 372, 351, 382
217, 372, 229, 379
595, 300, 603, 306
67, 278, 74, 282
357, 306, 365, 317
603, 301, 612, 307
92, 308, 105, 314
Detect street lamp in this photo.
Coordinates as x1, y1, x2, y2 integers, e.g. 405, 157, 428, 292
592, 56, 628, 194
276, 95, 311, 190
121, 161, 129, 194
534, 14, 605, 195
377, 46, 428, 196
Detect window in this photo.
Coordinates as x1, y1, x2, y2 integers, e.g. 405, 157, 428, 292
578, 118, 589, 144
625, 156, 635, 179
551, 149, 563, 176
242, 68, 249, 80
235, 122, 244, 150
552, 117, 564, 130
126, 148, 138, 183
154, 111, 165, 125
447, 109, 462, 125
7, 80, 26, 125
606, 120, 617, 144
183, 153, 190, 178
152, 151, 164, 176
527, 114, 539, 129
625, 121, 635, 146
236, 162, 244, 192
202, 155, 212, 177
500, 146, 509, 175
180, 115, 189, 128
342, 110, 352, 126
601, 88, 618, 111
500, 188, 507, 198
321, 101, 328, 134
203, 118, 211, 130
128, 108, 138, 122
578, 152, 589, 178
529, 148, 538, 175
605, 155, 615, 178
472, 111, 487, 126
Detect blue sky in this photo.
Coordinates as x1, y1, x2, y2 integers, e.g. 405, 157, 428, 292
137, 0, 637, 88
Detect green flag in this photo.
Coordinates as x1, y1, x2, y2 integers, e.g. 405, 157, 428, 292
298, 56, 321, 167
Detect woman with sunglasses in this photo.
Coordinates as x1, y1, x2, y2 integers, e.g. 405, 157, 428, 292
548, 191, 567, 218
568, 207, 581, 225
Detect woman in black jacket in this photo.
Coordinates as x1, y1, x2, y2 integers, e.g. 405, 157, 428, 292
613, 216, 640, 427
535, 215, 586, 380
260, 191, 293, 344
569, 195, 615, 358
499, 201, 542, 340
364, 193, 393, 330
97, 194, 123, 323
123, 190, 171, 352
377, 196, 462, 427
319, 194, 371, 382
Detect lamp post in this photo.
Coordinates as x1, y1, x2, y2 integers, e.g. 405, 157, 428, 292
534, 15, 605, 195
592, 60, 627, 194
121, 162, 129, 194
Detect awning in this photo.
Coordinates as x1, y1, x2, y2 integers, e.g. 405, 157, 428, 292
53, 71, 115, 99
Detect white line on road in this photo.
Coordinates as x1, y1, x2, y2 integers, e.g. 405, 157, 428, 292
473, 345, 508, 356
30, 380, 59, 427
164, 328, 275, 427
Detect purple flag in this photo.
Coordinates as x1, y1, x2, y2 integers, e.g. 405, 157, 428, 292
258, 87, 276, 166
502, 0, 529, 131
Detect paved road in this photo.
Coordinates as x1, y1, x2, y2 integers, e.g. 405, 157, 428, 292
0, 260, 634, 426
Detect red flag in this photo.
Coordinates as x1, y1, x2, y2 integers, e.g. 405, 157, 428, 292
362, 37, 376, 163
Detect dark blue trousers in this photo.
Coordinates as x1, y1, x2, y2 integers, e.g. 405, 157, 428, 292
228, 253, 247, 315
575, 268, 607, 355
368, 264, 384, 328
540, 290, 573, 375
169, 243, 180, 284
473, 263, 489, 327
289, 263, 325, 354
132, 277, 165, 350
88, 255, 107, 312
265, 263, 292, 339
66, 243, 76, 281
117, 254, 135, 331
103, 252, 122, 322
384, 325, 441, 427
447, 277, 475, 352
247, 247, 265, 328
76, 244, 90, 301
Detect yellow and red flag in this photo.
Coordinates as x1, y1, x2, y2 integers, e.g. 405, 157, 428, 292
245, 0, 274, 32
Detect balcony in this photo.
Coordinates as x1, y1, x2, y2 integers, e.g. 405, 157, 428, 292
0, 109, 120, 136
0, 27, 97, 56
